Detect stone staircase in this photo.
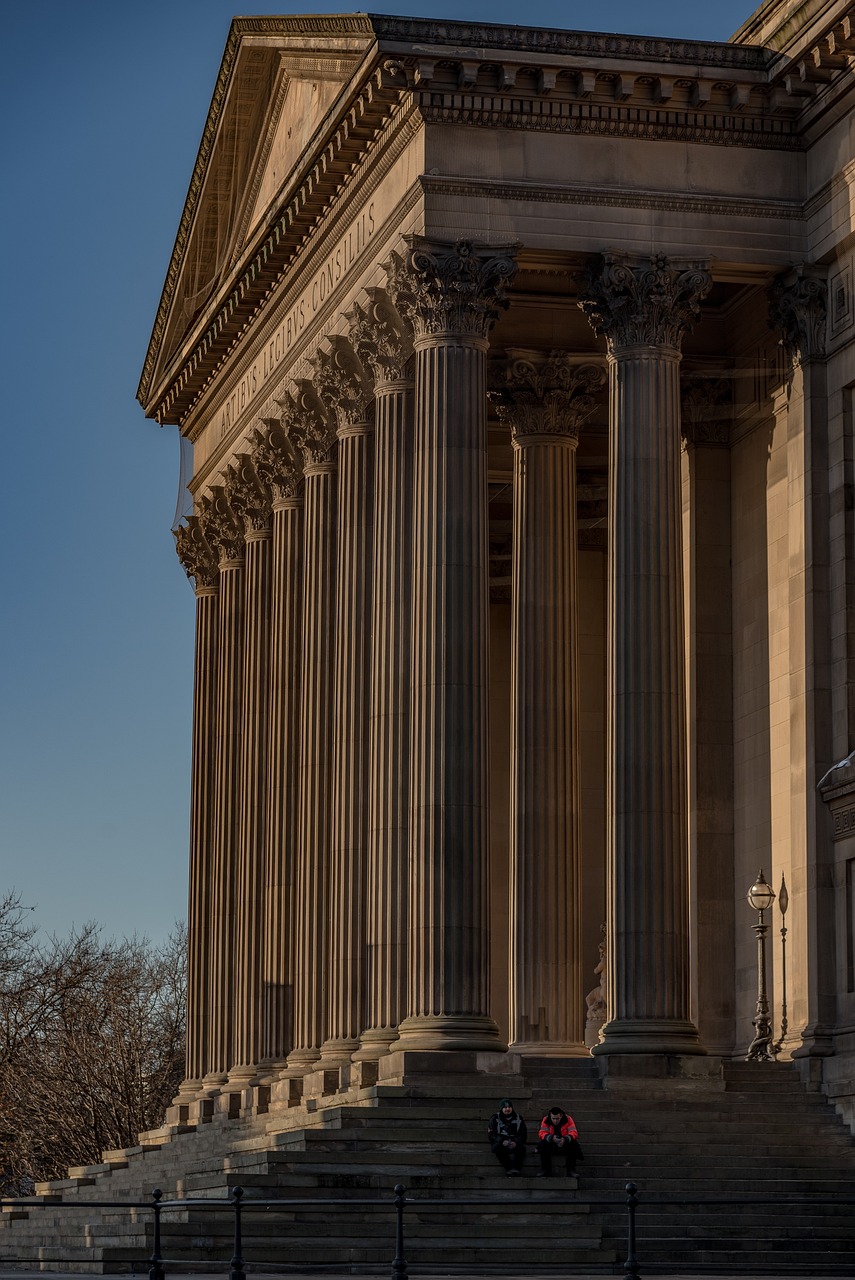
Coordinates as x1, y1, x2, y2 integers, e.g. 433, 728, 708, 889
1, 1059, 853, 1274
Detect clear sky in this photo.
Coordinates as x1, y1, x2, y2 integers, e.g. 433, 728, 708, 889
1, 0, 756, 942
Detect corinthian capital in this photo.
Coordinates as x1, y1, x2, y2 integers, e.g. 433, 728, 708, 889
311, 337, 373, 431
225, 456, 272, 535
253, 420, 304, 504
385, 236, 518, 341
579, 253, 711, 352
201, 490, 245, 566
174, 515, 218, 589
276, 384, 337, 468
490, 351, 605, 443
349, 290, 413, 387
768, 267, 827, 367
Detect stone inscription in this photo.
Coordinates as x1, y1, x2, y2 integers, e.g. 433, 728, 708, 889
217, 202, 376, 438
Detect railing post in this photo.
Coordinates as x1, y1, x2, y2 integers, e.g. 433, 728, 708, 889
624, 1181, 640, 1280
230, 1185, 246, 1280
392, 1183, 408, 1280
149, 1188, 165, 1280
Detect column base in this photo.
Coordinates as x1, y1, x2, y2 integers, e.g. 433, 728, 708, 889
284, 1048, 321, 1075
319, 1036, 360, 1064
352, 1027, 399, 1061
391, 1014, 506, 1053
592, 1018, 705, 1057
595, 1052, 723, 1094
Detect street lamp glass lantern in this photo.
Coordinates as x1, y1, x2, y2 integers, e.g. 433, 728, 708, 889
747, 870, 776, 913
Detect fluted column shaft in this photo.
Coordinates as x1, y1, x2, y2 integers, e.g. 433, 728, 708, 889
321, 418, 374, 1059
207, 554, 245, 1081
510, 433, 582, 1048
287, 456, 337, 1070
184, 581, 219, 1088
580, 253, 710, 1055
358, 378, 413, 1057
231, 525, 273, 1078
261, 495, 303, 1068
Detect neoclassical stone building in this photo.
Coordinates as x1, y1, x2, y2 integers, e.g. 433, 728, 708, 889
138, 1, 855, 1124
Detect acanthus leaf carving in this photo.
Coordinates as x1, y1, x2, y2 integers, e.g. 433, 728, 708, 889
253, 419, 304, 503
311, 337, 374, 429
489, 350, 605, 442
174, 515, 218, 589
385, 236, 518, 340
276, 384, 338, 468
349, 290, 413, 386
579, 252, 711, 351
225, 455, 272, 535
201, 489, 245, 566
680, 371, 733, 447
768, 267, 828, 368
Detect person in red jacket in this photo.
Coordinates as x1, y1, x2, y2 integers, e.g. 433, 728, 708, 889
536, 1106, 582, 1177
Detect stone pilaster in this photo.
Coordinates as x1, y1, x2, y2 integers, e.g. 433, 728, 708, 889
283, 388, 339, 1074
350, 293, 414, 1059
253, 423, 304, 1071
579, 252, 711, 1055
387, 238, 517, 1051
200, 490, 246, 1084
226, 457, 273, 1084
769, 267, 835, 1059
492, 351, 604, 1053
173, 516, 219, 1095
312, 339, 375, 1064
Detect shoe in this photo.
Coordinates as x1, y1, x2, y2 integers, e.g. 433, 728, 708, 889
536, 1172, 547, 1178
507, 1168, 521, 1176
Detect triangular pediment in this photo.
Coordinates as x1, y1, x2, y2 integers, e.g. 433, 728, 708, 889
140, 17, 376, 414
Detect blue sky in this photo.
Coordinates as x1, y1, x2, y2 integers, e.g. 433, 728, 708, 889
1, 0, 756, 942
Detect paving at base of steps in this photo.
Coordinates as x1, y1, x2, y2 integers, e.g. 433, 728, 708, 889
1, 1272, 852, 1279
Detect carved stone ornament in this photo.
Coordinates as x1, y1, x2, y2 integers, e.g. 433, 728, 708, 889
349, 290, 413, 386
253, 419, 304, 503
385, 236, 518, 340
202, 489, 245, 565
490, 351, 605, 442
579, 252, 712, 352
174, 515, 218, 589
680, 372, 732, 448
311, 338, 374, 429
225, 455, 272, 534
768, 268, 828, 367
276, 384, 338, 467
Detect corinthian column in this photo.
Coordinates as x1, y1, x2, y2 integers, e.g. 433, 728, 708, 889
173, 516, 219, 1096
311, 339, 375, 1064
387, 238, 517, 1051
284, 389, 338, 1074
350, 292, 414, 1059
226, 457, 273, 1085
492, 352, 604, 1053
579, 253, 711, 1055
253, 423, 304, 1071
200, 490, 246, 1083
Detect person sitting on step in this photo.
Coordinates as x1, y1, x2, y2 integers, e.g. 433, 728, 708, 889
487, 1098, 527, 1176
536, 1105, 582, 1177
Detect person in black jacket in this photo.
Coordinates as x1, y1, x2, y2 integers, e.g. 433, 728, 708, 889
487, 1098, 527, 1175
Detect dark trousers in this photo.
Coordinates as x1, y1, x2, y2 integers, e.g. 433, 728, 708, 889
492, 1141, 526, 1172
537, 1136, 581, 1175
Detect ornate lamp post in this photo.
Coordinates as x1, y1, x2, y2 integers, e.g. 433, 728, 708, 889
773, 873, 789, 1055
746, 869, 776, 1062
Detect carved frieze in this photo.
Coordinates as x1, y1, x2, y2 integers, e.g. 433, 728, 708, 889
490, 351, 605, 442
311, 338, 374, 429
768, 268, 828, 367
174, 515, 219, 589
349, 291, 413, 387
579, 253, 711, 352
253, 419, 304, 503
386, 237, 518, 340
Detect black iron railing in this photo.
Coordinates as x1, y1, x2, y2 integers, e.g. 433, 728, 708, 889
2, 1183, 854, 1278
